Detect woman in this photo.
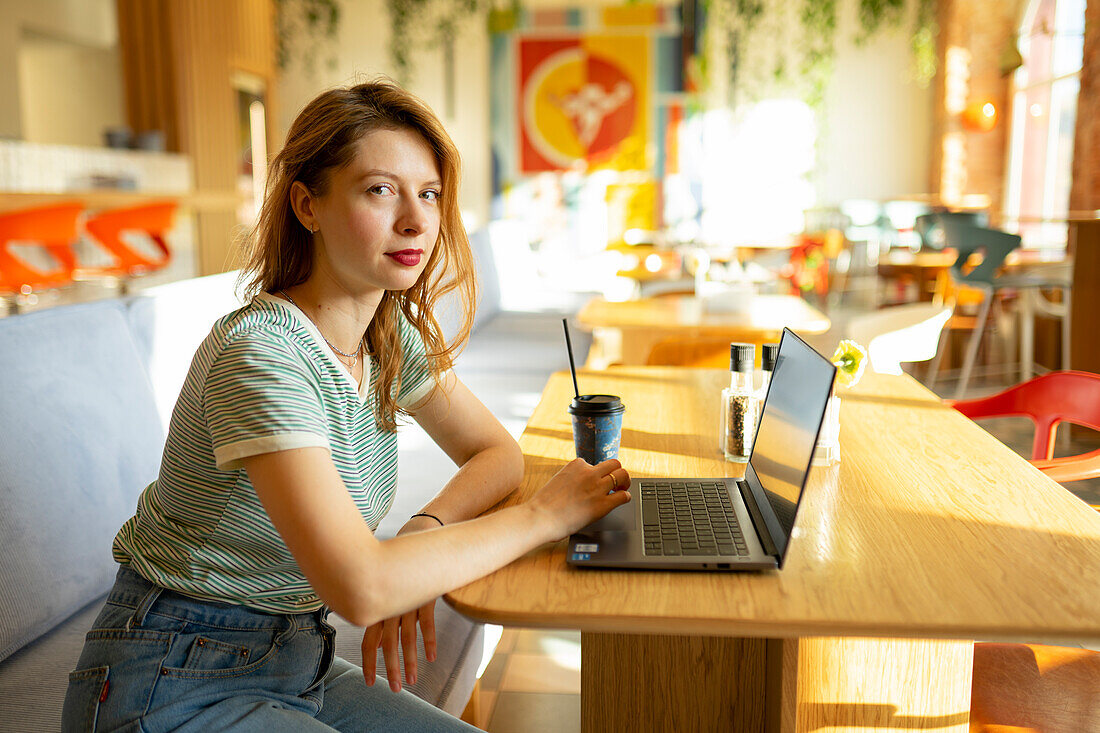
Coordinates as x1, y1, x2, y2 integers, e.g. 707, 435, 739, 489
62, 80, 631, 732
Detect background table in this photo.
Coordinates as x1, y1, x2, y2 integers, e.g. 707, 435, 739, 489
577, 293, 830, 368
446, 367, 1100, 732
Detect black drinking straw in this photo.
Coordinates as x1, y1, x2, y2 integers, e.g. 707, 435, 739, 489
562, 318, 580, 400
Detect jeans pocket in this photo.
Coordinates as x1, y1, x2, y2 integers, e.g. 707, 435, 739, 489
182, 635, 253, 671
62, 666, 109, 733
161, 629, 280, 679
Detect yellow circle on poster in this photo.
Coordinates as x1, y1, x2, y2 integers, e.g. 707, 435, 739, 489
528, 49, 588, 164
524, 48, 638, 168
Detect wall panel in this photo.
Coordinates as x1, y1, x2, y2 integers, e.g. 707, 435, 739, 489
117, 0, 275, 275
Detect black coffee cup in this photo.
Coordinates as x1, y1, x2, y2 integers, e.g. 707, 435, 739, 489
568, 395, 625, 465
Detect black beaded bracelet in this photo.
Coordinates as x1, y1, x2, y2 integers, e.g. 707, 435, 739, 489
410, 512, 444, 527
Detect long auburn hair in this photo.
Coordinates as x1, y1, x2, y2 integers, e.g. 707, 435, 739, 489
238, 79, 477, 431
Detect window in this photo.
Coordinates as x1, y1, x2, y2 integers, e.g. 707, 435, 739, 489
1004, 0, 1085, 250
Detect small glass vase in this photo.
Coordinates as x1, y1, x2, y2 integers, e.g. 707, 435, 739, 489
812, 391, 842, 466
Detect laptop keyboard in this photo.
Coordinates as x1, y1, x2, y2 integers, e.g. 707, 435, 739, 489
640, 480, 749, 557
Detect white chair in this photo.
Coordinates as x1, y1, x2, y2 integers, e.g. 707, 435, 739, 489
847, 303, 954, 377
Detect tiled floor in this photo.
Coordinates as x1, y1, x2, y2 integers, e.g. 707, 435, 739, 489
472, 628, 582, 733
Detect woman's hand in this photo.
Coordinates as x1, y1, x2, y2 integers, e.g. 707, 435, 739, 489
362, 599, 436, 692
362, 516, 441, 692
528, 458, 632, 541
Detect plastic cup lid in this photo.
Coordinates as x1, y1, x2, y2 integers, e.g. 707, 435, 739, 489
568, 394, 625, 415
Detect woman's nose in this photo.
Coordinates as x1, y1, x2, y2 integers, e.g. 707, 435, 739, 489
396, 197, 430, 236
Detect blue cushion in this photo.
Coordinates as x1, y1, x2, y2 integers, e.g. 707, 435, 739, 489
0, 593, 105, 729
434, 227, 502, 343
470, 228, 502, 330
0, 301, 164, 662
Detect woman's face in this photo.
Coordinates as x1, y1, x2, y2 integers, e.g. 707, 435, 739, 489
308, 127, 443, 297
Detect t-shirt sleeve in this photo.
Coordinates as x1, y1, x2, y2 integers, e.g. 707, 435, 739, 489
203, 329, 330, 471
395, 312, 440, 409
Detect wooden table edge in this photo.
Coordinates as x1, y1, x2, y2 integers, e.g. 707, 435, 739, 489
442, 591, 1099, 646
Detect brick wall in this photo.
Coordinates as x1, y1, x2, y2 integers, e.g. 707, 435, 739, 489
1069, 0, 1100, 211
930, 0, 1027, 208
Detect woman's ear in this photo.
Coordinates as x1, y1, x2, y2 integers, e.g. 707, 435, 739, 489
289, 181, 318, 233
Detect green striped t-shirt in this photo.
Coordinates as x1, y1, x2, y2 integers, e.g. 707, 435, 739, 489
113, 292, 437, 613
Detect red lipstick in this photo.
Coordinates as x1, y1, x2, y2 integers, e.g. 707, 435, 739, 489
386, 249, 423, 266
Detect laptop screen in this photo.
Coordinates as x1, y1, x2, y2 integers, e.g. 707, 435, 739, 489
747, 328, 836, 563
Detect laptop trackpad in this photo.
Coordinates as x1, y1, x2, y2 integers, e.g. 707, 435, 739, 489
583, 499, 637, 532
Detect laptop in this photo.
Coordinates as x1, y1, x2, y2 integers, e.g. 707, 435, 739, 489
567, 327, 836, 571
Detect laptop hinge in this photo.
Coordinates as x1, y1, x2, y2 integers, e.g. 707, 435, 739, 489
737, 479, 779, 558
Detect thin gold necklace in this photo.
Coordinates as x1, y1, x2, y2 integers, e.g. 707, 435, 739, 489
279, 290, 365, 368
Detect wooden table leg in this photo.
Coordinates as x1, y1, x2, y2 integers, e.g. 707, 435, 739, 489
617, 328, 659, 366
581, 634, 973, 733
584, 327, 623, 369
778, 637, 973, 733
581, 633, 768, 732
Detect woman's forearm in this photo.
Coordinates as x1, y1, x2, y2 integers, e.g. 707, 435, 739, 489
411, 440, 525, 524
342, 455, 628, 628
350, 500, 557, 626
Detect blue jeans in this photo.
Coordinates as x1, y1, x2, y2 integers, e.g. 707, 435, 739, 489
62, 565, 479, 732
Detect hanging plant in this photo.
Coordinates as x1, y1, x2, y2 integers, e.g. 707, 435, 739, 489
387, 0, 483, 83
800, 0, 838, 111
857, 0, 936, 86
276, 0, 342, 74
708, 0, 938, 111
911, 0, 937, 87
855, 0, 906, 41
715, 0, 807, 109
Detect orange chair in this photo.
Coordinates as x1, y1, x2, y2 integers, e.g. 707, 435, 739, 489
82, 202, 176, 278
0, 203, 83, 296
970, 643, 1100, 733
948, 371, 1100, 486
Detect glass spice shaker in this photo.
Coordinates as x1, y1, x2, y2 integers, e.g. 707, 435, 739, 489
720, 343, 758, 463
758, 343, 779, 404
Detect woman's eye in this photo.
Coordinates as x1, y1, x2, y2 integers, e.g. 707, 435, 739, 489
368, 184, 394, 196
421, 190, 440, 201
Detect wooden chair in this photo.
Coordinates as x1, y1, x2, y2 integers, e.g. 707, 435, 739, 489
949, 372, 1100, 731
970, 643, 1100, 732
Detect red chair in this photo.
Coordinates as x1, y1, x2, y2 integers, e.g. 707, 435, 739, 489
82, 202, 176, 278
948, 371, 1100, 486
0, 203, 83, 297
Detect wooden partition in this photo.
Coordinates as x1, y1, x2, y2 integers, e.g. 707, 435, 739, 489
116, 0, 277, 275
1070, 220, 1100, 375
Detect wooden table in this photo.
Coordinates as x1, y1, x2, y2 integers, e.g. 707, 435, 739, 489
876, 249, 1072, 304
577, 294, 830, 368
446, 367, 1100, 732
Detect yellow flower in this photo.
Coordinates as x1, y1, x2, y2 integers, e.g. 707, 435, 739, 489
832, 339, 867, 388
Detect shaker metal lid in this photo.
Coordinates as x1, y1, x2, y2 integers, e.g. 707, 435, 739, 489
729, 342, 755, 372
761, 343, 779, 372
568, 394, 625, 415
